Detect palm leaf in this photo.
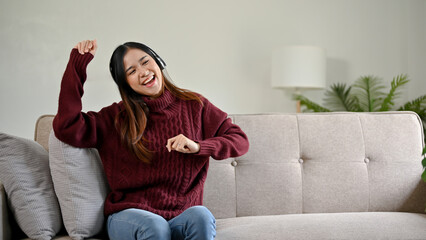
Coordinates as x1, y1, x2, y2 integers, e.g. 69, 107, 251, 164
422, 170, 426, 182
380, 74, 410, 111
398, 95, 426, 123
398, 95, 426, 143
294, 95, 331, 112
352, 75, 386, 112
398, 95, 426, 112
323, 83, 362, 111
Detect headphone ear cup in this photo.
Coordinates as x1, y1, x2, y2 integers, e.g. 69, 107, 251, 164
149, 49, 166, 70
156, 56, 166, 70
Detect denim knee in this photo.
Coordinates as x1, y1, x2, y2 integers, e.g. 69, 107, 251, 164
186, 206, 215, 223
141, 217, 170, 239
107, 208, 171, 240
185, 206, 216, 226
168, 206, 216, 240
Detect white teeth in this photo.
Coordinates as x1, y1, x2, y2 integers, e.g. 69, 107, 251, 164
142, 75, 154, 85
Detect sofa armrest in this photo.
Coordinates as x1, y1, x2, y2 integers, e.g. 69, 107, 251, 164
1, 181, 12, 240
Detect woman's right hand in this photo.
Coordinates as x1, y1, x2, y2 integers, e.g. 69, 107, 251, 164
74, 39, 97, 56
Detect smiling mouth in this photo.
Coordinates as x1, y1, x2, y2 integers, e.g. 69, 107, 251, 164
142, 75, 155, 86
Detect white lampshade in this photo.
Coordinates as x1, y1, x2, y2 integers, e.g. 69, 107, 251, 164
271, 45, 326, 90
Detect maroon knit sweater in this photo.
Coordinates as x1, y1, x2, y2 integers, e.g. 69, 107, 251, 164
53, 49, 249, 220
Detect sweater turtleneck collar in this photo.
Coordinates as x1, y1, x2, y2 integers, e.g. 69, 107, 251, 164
142, 88, 176, 113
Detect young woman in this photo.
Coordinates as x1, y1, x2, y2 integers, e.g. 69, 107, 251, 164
53, 39, 249, 240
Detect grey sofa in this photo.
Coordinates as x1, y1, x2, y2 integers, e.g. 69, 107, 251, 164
1, 111, 426, 239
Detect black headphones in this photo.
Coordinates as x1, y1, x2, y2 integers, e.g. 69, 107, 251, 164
147, 47, 166, 70
110, 42, 167, 80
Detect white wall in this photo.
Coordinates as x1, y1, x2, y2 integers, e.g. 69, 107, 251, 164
1, 0, 425, 139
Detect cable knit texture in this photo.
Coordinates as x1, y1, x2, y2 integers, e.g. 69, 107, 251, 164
53, 49, 249, 220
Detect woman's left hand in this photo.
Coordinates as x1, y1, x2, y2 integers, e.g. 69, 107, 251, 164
166, 134, 200, 154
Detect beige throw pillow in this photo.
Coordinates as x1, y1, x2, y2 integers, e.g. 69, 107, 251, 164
49, 131, 109, 240
0, 132, 62, 240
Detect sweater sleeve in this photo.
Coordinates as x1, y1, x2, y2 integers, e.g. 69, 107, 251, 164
52, 49, 105, 148
195, 98, 249, 160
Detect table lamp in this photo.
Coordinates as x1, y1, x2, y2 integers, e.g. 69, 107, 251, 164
271, 45, 326, 112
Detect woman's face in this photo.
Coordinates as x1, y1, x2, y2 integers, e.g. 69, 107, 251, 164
123, 48, 164, 98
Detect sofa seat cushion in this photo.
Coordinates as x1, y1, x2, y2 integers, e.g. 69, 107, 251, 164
19, 212, 426, 240
215, 212, 426, 240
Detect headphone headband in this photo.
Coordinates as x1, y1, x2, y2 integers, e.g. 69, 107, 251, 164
147, 48, 166, 70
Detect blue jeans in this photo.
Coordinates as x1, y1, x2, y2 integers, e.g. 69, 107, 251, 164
107, 206, 216, 240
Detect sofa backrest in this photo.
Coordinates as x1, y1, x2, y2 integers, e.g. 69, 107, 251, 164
35, 112, 426, 219
203, 112, 426, 218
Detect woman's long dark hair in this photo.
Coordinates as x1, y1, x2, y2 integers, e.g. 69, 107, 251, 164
109, 42, 202, 164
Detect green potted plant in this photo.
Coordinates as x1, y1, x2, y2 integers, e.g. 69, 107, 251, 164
294, 74, 425, 137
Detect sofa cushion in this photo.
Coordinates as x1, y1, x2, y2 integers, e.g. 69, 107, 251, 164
203, 157, 237, 219
49, 131, 109, 240
230, 112, 426, 217
360, 113, 425, 212
232, 114, 303, 217
0, 132, 62, 239
215, 212, 426, 240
